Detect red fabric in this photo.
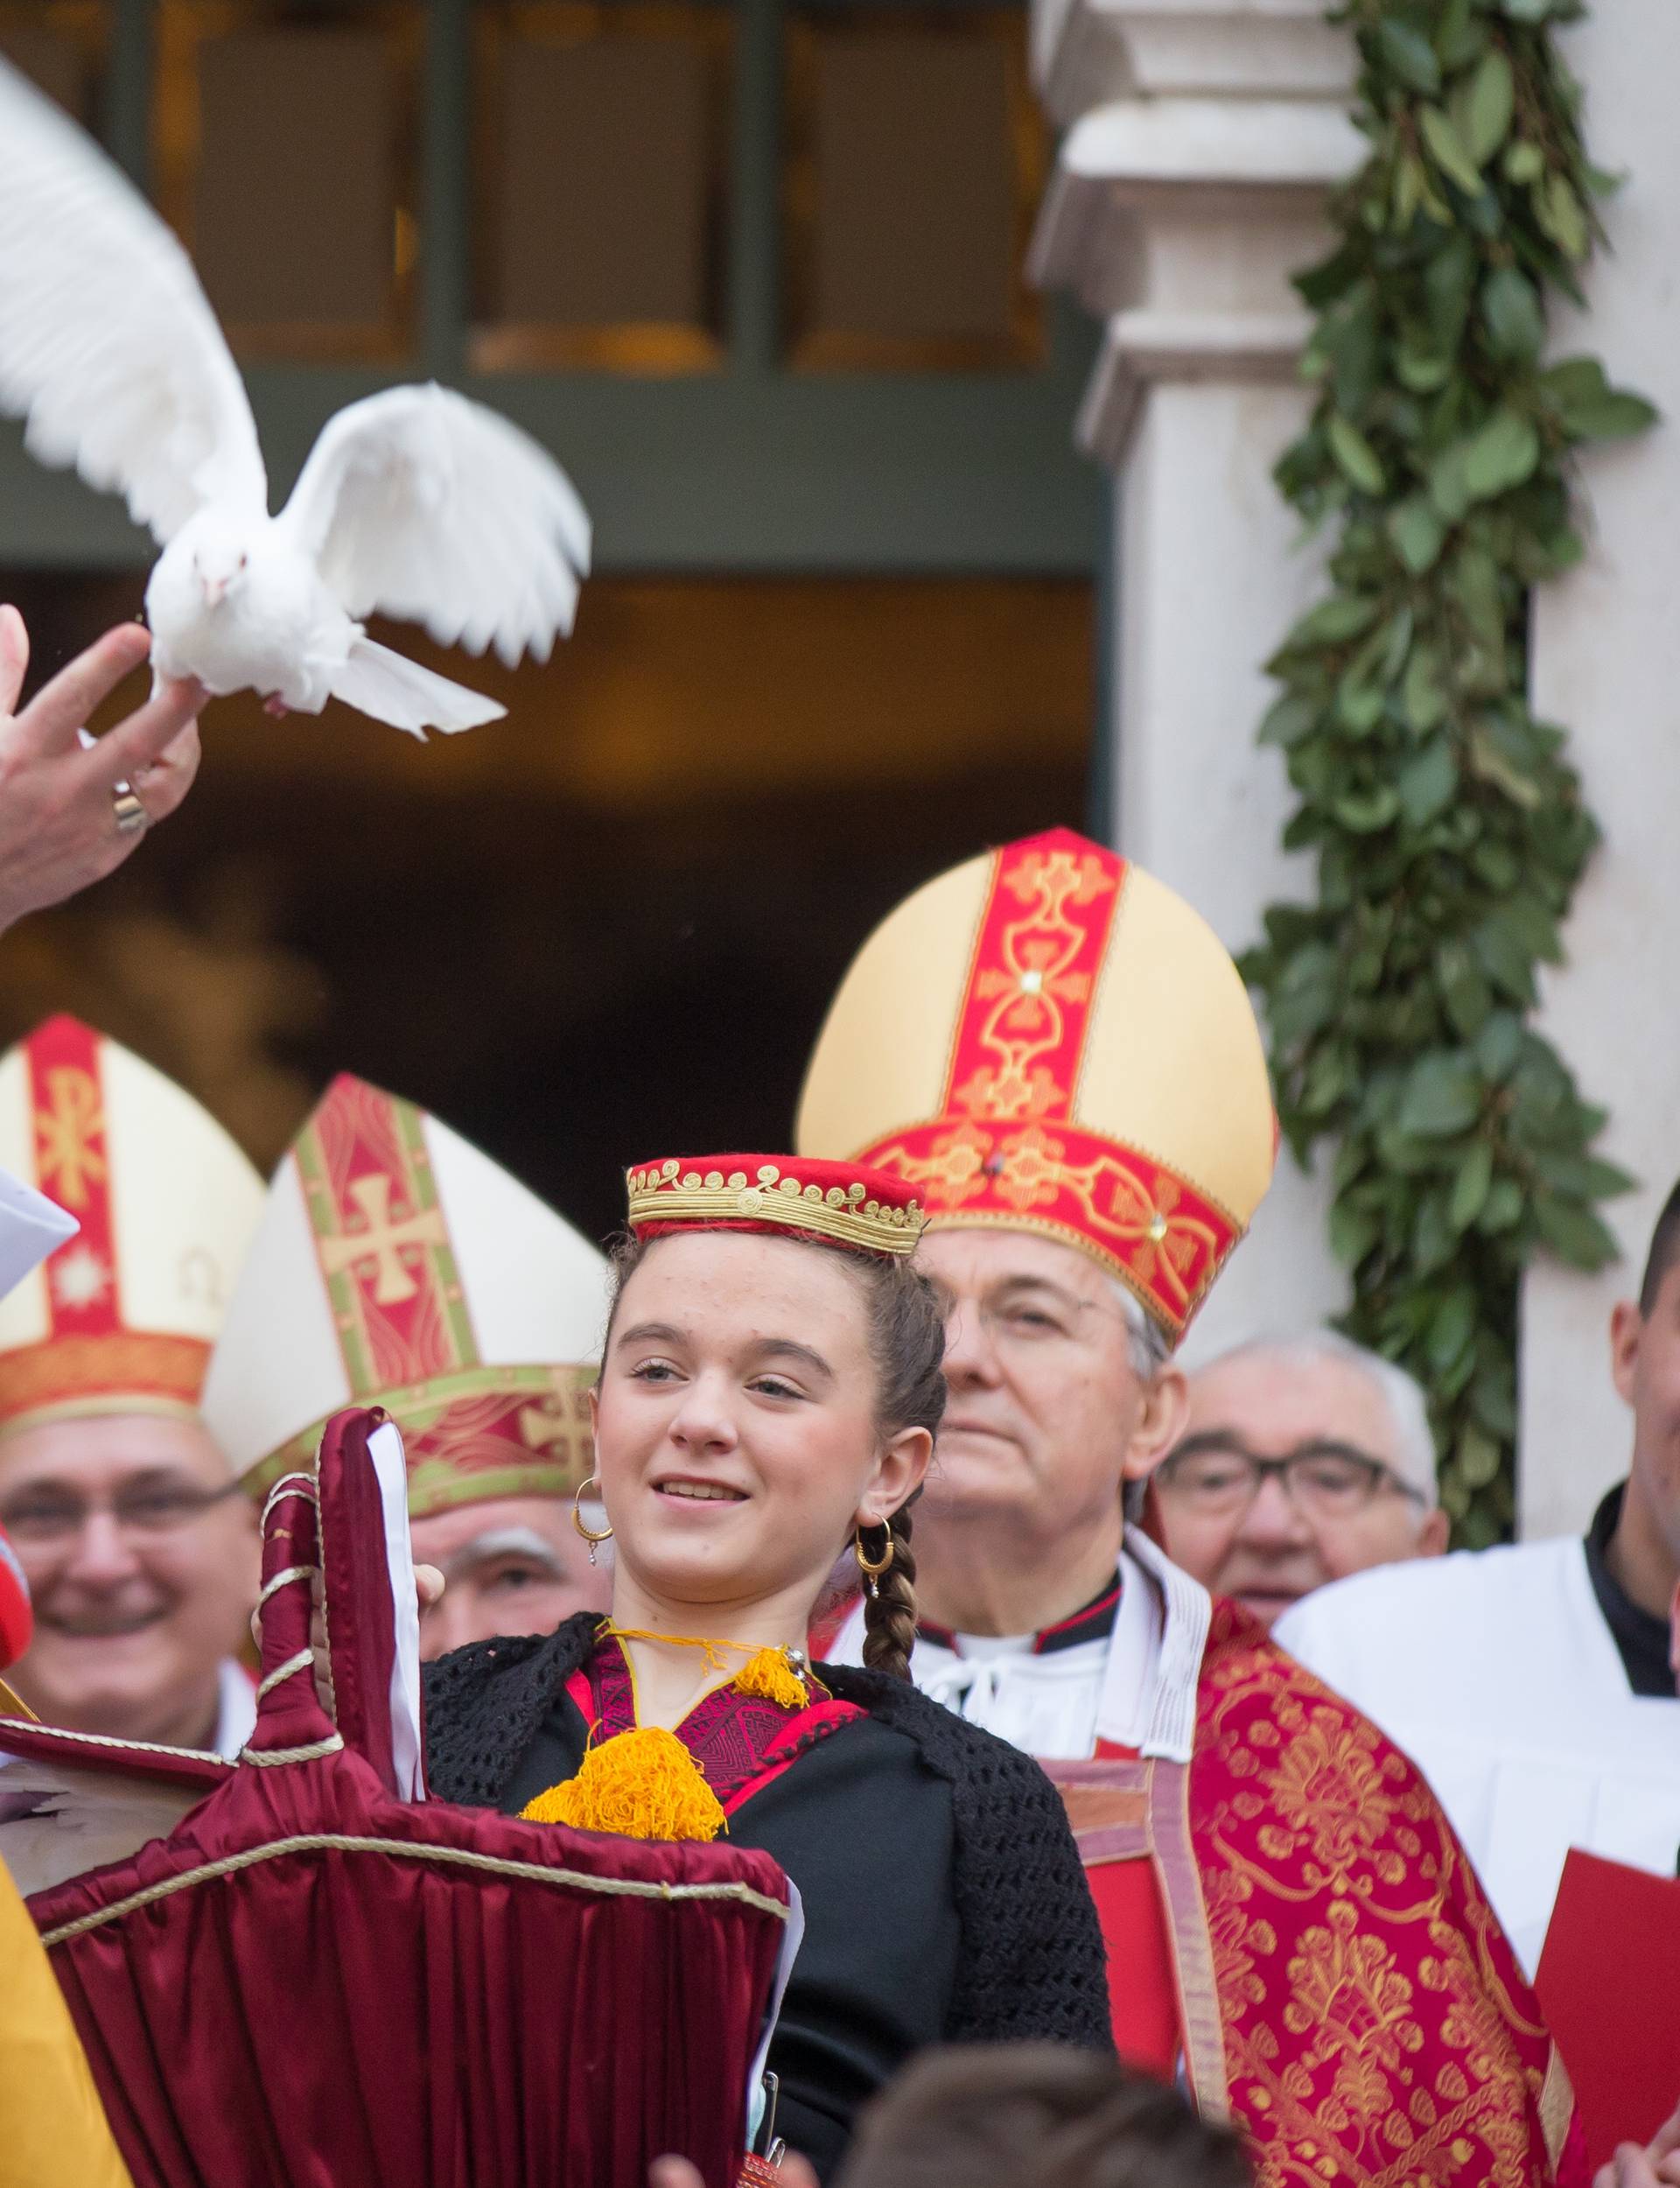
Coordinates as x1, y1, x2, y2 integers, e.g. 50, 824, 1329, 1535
719, 1704, 863, 1816
572, 1635, 865, 1818
627, 1155, 920, 1253
1536, 1848, 1680, 2174
300, 1077, 465, 1396
0, 1527, 32, 1667
27, 1410, 792, 2188
1054, 1602, 1586, 2188
1086, 1739, 1178, 2082
1190, 1601, 1582, 2187
314, 1424, 402, 1796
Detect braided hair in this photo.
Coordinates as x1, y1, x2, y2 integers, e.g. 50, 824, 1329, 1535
850, 1254, 944, 1680
856, 1501, 919, 1682
602, 1230, 945, 1681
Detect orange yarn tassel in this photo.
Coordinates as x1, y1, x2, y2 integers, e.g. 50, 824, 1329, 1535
520, 1726, 727, 1842
732, 1646, 811, 1710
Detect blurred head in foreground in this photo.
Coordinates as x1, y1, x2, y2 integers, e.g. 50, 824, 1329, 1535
836, 2044, 1251, 2188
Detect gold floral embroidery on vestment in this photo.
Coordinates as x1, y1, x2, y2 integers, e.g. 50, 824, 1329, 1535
1181, 1615, 1572, 2188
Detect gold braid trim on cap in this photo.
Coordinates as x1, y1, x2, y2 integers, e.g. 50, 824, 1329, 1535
626, 1162, 924, 1258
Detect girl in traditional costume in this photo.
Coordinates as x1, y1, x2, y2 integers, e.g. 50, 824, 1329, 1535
422, 1156, 1111, 2179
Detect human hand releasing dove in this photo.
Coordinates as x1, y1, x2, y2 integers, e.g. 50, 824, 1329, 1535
0, 57, 590, 737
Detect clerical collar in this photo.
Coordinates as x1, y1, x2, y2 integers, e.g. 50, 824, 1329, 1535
917, 1575, 1121, 1659
1584, 1481, 1674, 1700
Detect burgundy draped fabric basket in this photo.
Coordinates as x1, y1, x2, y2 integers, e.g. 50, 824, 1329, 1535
23, 1409, 793, 2188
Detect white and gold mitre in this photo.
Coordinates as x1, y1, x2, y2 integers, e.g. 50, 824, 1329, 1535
200, 1074, 607, 1517
795, 828, 1277, 1344
0, 1016, 263, 1436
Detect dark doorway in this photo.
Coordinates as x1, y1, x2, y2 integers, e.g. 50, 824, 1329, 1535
0, 572, 1092, 1238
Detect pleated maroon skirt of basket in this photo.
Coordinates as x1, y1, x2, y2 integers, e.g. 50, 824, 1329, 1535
22, 1407, 794, 2188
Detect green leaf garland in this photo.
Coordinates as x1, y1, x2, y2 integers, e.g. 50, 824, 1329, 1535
1243, 0, 1654, 1543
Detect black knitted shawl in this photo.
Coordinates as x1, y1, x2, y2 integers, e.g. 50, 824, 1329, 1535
423, 1613, 1113, 2054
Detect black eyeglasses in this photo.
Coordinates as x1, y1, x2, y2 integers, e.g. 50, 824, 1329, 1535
0, 1478, 242, 1548
1154, 1435, 1426, 1522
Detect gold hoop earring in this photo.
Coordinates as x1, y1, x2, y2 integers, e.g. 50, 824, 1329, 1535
572, 1475, 614, 1567
853, 1518, 894, 1598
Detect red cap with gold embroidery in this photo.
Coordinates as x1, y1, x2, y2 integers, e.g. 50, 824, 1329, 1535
794, 830, 1276, 1343
0, 1017, 264, 1438
627, 1156, 923, 1259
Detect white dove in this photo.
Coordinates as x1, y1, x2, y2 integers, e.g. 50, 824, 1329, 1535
0, 57, 590, 736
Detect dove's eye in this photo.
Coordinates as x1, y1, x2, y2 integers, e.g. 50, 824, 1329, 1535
237, 554, 247, 570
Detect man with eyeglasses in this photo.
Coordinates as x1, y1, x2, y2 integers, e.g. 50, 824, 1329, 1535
1156, 1332, 1447, 1627
0, 1018, 263, 1755
799, 830, 1581, 2186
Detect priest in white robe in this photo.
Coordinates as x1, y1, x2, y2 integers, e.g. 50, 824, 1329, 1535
1276, 1178, 1680, 1976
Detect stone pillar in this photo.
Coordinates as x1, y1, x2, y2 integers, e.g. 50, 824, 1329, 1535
1520, 0, 1680, 1539
1029, 0, 1360, 1359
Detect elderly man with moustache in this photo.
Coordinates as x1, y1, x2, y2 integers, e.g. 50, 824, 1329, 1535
1155, 1331, 1447, 1627
202, 1072, 612, 1659
0, 1017, 263, 1756
800, 828, 1584, 2188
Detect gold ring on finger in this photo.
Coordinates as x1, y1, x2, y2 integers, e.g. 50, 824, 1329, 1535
111, 780, 148, 836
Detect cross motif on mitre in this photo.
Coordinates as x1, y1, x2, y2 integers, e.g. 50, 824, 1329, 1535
518, 1399, 587, 1451
35, 1066, 107, 1212
317, 1173, 448, 1307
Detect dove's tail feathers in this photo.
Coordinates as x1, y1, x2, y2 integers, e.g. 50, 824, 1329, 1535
329, 638, 505, 739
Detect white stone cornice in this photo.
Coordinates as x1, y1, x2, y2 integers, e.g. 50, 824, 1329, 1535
1031, 95, 1361, 456
1074, 307, 1312, 462
1032, 96, 1364, 298
1036, 0, 1354, 130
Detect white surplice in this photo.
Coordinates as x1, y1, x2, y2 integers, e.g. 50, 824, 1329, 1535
829, 1532, 1208, 1764
1274, 1537, 1680, 1976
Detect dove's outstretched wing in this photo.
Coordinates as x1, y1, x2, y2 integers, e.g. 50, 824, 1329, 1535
0, 60, 266, 543
279, 383, 592, 667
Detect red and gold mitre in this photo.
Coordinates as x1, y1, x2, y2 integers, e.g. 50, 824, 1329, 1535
627, 1155, 923, 1259
0, 1016, 263, 1437
202, 1075, 608, 1518
794, 829, 1276, 1342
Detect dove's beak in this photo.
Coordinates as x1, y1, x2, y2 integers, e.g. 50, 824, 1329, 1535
201, 578, 226, 607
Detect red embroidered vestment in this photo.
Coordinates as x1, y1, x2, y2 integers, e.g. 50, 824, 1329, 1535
1046, 1600, 1585, 2188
